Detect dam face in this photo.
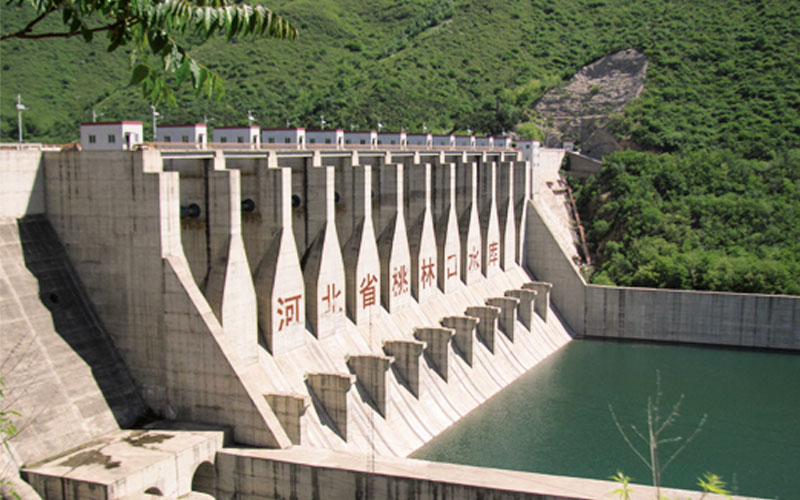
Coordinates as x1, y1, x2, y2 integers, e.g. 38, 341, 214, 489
1, 143, 586, 499
2, 143, 793, 499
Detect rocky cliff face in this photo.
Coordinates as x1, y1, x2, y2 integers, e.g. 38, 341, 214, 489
534, 48, 647, 158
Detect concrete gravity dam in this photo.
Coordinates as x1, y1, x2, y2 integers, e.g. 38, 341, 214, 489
1, 135, 797, 500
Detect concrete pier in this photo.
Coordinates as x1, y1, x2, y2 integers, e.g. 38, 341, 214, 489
441, 315, 479, 366
340, 164, 381, 324
305, 372, 356, 439
432, 161, 461, 293
456, 161, 483, 284
203, 160, 259, 364
486, 296, 519, 342
405, 161, 438, 303
376, 163, 412, 312
346, 354, 393, 417
266, 393, 311, 445
523, 281, 552, 322
506, 288, 537, 329
253, 166, 306, 355
465, 305, 500, 353
513, 160, 531, 264
477, 161, 502, 279
383, 340, 425, 397
302, 166, 347, 337
413, 327, 454, 382
496, 161, 516, 270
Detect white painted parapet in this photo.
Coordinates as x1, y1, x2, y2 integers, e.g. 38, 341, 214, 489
413, 327, 454, 382
496, 161, 516, 270
523, 281, 552, 322
302, 166, 346, 338
376, 163, 412, 312
465, 305, 500, 353
253, 166, 306, 355
477, 161, 502, 279
506, 288, 537, 330
486, 296, 519, 342
405, 162, 438, 303
266, 393, 310, 445
305, 373, 356, 440
432, 161, 461, 293
456, 161, 483, 284
441, 316, 478, 366
203, 152, 258, 365
382, 340, 425, 397
346, 354, 393, 417
339, 164, 381, 325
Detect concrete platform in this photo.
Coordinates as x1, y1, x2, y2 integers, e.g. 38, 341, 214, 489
22, 424, 227, 500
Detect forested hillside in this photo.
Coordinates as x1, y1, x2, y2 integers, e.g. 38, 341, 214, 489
2, 0, 798, 149
2, 0, 798, 294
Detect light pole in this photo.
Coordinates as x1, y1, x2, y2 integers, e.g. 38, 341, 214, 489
247, 110, 256, 125
16, 94, 27, 144
92, 109, 104, 122
151, 105, 160, 141
320, 115, 326, 130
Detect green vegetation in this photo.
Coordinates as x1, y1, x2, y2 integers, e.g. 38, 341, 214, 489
575, 149, 800, 295
609, 373, 731, 500
1, 0, 296, 105
2, 0, 797, 145
2, 0, 797, 295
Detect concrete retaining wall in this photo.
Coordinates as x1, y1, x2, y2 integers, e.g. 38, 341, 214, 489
585, 285, 800, 349
215, 447, 743, 500
0, 148, 45, 217
524, 201, 800, 349
524, 200, 584, 335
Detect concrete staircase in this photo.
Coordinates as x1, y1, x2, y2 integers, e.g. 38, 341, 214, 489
0, 216, 145, 465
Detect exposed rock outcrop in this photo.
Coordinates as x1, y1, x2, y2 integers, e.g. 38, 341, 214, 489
534, 48, 647, 158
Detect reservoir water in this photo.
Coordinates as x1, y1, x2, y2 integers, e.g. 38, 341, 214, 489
413, 339, 799, 499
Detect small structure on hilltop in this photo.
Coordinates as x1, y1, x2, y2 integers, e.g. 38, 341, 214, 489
213, 125, 261, 146
343, 130, 377, 147
157, 123, 207, 147
80, 121, 143, 151
262, 128, 306, 148
306, 129, 344, 147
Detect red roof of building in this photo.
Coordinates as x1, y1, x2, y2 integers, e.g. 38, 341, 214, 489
261, 127, 306, 132
80, 121, 143, 126
214, 125, 260, 130
159, 123, 206, 128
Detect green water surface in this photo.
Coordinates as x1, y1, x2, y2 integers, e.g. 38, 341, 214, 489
413, 339, 799, 499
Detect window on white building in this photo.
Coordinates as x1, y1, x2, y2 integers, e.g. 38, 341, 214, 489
309, 138, 316, 144
220, 137, 227, 143
88, 135, 96, 144
108, 134, 116, 143
285, 138, 290, 143
182, 136, 189, 143
268, 137, 275, 143
325, 138, 331, 144
360, 139, 366, 145
237, 137, 244, 143
164, 136, 171, 142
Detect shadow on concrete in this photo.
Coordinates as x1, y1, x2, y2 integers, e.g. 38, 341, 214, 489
16, 215, 149, 427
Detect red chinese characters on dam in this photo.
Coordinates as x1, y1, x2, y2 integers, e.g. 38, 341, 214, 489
421, 257, 436, 289
321, 283, 343, 314
468, 246, 481, 271
446, 254, 458, 278
360, 273, 378, 308
392, 265, 409, 296
488, 241, 499, 268
276, 293, 302, 331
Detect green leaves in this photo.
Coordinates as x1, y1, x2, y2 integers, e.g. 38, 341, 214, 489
2, 0, 296, 105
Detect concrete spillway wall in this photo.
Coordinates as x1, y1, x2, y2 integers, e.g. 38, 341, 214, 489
30, 145, 574, 461
525, 197, 800, 350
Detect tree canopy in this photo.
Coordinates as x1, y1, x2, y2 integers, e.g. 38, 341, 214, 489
1, 0, 297, 104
